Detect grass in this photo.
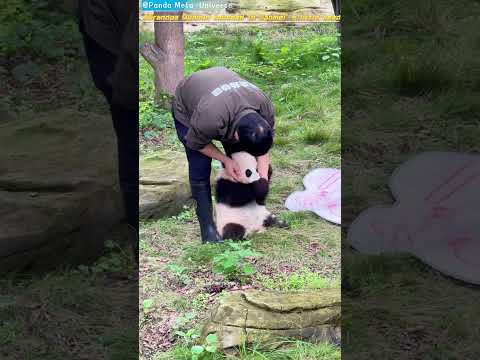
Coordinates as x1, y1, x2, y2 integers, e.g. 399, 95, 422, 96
139, 24, 341, 359
0, 1, 108, 116
1, 3, 138, 359
157, 341, 340, 360
0, 240, 138, 359
139, 24, 341, 168
260, 268, 339, 291
342, 0, 480, 358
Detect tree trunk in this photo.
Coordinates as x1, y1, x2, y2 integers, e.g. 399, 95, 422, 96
140, 12, 184, 107
331, 0, 341, 36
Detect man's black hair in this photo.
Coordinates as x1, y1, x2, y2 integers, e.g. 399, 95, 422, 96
236, 112, 273, 157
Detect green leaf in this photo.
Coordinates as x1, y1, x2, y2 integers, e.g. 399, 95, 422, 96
143, 130, 159, 139
226, 256, 238, 266
143, 299, 154, 311
152, 117, 167, 129
239, 249, 254, 257
185, 312, 195, 320
242, 264, 255, 275
205, 345, 217, 353
191, 345, 205, 355
206, 333, 217, 344
167, 263, 186, 274
228, 242, 242, 250
12, 61, 41, 83
322, 55, 330, 61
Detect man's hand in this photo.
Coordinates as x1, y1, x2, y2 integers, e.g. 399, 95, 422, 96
257, 153, 270, 180
223, 157, 241, 182
199, 144, 240, 182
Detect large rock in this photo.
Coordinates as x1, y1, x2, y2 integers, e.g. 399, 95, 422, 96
227, 0, 333, 14
139, 150, 217, 219
0, 102, 14, 124
201, 289, 341, 349
0, 110, 124, 272
139, 151, 192, 219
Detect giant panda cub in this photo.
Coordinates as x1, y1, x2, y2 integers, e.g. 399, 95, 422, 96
214, 151, 287, 240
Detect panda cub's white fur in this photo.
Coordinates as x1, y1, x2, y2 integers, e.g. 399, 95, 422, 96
216, 201, 271, 238
214, 151, 273, 239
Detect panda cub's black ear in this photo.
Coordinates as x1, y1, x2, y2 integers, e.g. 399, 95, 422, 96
252, 178, 269, 205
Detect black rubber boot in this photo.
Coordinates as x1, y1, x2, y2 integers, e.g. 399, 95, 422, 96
190, 182, 223, 244
119, 183, 139, 263
126, 224, 139, 265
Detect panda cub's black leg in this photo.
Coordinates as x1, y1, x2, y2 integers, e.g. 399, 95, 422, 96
222, 223, 246, 240
263, 215, 289, 228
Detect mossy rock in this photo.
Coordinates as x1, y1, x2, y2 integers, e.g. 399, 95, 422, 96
201, 289, 341, 349
0, 110, 123, 272
140, 150, 218, 219
227, 0, 334, 14
140, 150, 192, 219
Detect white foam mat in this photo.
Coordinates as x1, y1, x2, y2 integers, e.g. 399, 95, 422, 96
285, 168, 341, 225
348, 152, 480, 284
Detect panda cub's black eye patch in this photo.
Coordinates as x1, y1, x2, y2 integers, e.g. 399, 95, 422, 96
245, 169, 252, 178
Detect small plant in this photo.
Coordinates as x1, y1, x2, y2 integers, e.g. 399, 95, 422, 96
139, 101, 172, 130
174, 328, 200, 345
183, 243, 224, 265
212, 241, 261, 282
173, 206, 195, 221
191, 293, 210, 312
173, 312, 196, 331
173, 330, 218, 359
143, 298, 154, 314
143, 130, 160, 139
320, 46, 341, 62
156, 91, 173, 109
194, 58, 214, 71
76, 240, 133, 275
167, 263, 191, 285
190, 334, 218, 360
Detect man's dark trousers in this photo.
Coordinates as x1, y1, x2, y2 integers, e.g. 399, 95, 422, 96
80, 26, 139, 233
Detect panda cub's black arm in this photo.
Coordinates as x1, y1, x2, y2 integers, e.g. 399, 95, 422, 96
252, 178, 269, 205
215, 178, 256, 207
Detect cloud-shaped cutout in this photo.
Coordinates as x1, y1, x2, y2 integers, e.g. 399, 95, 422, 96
348, 152, 480, 285
285, 168, 341, 225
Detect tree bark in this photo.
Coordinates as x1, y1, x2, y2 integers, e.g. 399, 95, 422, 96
140, 12, 184, 106
331, 0, 341, 36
